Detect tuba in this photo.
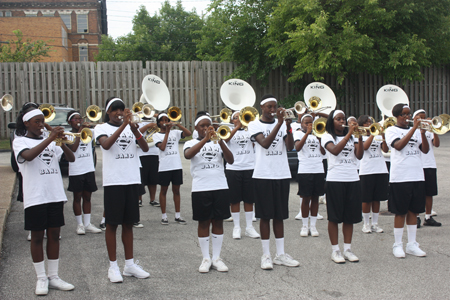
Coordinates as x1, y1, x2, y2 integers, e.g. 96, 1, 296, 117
1, 94, 14, 111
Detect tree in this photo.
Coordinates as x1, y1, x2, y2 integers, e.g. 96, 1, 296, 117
266, 0, 450, 83
0, 30, 53, 62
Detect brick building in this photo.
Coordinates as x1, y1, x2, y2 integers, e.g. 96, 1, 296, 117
0, 0, 107, 62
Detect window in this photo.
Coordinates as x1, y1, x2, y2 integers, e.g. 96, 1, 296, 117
5, 11, 12, 17
0, 12, 3, 17
60, 14, 71, 29
77, 14, 88, 33
42, 12, 55, 17
79, 46, 88, 61
61, 27, 68, 49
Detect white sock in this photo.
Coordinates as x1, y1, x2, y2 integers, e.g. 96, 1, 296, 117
394, 227, 403, 244
245, 211, 253, 229
310, 216, 317, 228
299, 197, 303, 213
425, 214, 431, 220
109, 260, 118, 268
83, 214, 91, 227
101, 217, 106, 224
175, 212, 180, 219
231, 212, 240, 228
211, 234, 223, 261
372, 213, 379, 224
198, 237, 210, 259
253, 206, 256, 219
275, 238, 285, 256
331, 244, 340, 252
343, 243, 351, 252
362, 213, 370, 226
162, 213, 167, 219
47, 259, 59, 279
33, 261, 47, 280
261, 239, 270, 256
302, 217, 309, 228
407, 225, 417, 244
75, 215, 82, 225
125, 258, 134, 267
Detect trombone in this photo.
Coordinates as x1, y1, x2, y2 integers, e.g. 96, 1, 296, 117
210, 125, 231, 144
239, 106, 259, 130
211, 108, 232, 123
39, 104, 56, 122
1, 94, 13, 111
54, 128, 93, 146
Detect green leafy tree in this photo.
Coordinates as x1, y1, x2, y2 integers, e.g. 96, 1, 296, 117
0, 30, 53, 62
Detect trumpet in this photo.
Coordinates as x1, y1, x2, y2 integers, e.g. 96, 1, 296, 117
312, 117, 327, 138
210, 125, 231, 144
39, 104, 56, 122
342, 125, 368, 138
1, 94, 14, 111
211, 108, 232, 123
130, 102, 155, 124
239, 106, 259, 129
271, 108, 297, 119
54, 128, 93, 146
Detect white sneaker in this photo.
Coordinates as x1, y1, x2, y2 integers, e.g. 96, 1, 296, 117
331, 250, 345, 264
300, 226, 309, 237
224, 216, 233, 222
273, 253, 300, 267
212, 258, 229, 272
431, 210, 437, 216
261, 254, 273, 270
108, 265, 123, 283
76, 224, 85, 235
371, 223, 383, 233
317, 213, 324, 220
406, 242, 426, 257
362, 224, 372, 233
319, 196, 325, 204
48, 276, 75, 291
35, 278, 48, 295
27, 231, 31, 241
252, 216, 257, 222
343, 249, 359, 262
232, 227, 241, 239
295, 211, 302, 220
245, 227, 260, 238
123, 261, 150, 278
393, 242, 405, 258
310, 227, 319, 237
199, 258, 212, 273
85, 223, 102, 233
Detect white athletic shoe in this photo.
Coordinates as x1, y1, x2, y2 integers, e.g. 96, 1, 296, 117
362, 224, 372, 233
317, 213, 324, 220
260, 254, 273, 270
123, 261, 150, 278
224, 216, 233, 222
85, 223, 102, 233
212, 258, 229, 272
35, 278, 48, 295
27, 231, 31, 241
295, 211, 302, 220
76, 224, 85, 235
300, 226, 309, 237
310, 227, 319, 237
252, 216, 257, 222
431, 210, 437, 216
273, 253, 300, 267
245, 227, 260, 239
371, 223, 383, 233
406, 242, 426, 257
108, 265, 123, 283
392, 242, 405, 258
199, 258, 212, 273
331, 251, 346, 264
318, 196, 325, 204
343, 249, 359, 262
232, 227, 241, 239
48, 276, 75, 291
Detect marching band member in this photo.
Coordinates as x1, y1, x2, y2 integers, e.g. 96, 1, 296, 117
321, 110, 363, 263
248, 95, 300, 270
294, 114, 326, 237
13, 107, 75, 295
357, 115, 389, 233
385, 104, 429, 258
153, 113, 192, 225
224, 111, 260, 239
184, 113, 234, 273
66, 110, 102, 235
95, 97, 150, 283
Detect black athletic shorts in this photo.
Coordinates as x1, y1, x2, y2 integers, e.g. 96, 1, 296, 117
225, 169, 255, 204
24, 202, 65, 231
389, 181, 426, 215
158, 169, 183, 186
297, 173, 325, 197
67, 171, 98, 193
192, 189, 231, 221
253, 178, 290, 220
140, 155, 159, 185
359, 173, 388, 203
104, 184, 140, 225
326, 181, 362, 224
423, 168, 438, 196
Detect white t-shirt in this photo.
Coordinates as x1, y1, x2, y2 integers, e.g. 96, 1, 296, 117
192, 130, 198, 139
321, 133, 360, 182
225, 129, 255, 171
137, 121, 159, 156
153, 130, 183, 172
420, 131, 436, 169
68, 129, 95, 176
385, 126, 424, 183
248, 119, 291, 179
13, 136, 66, 209
359, 136, 388, 175
293, 130, 324, 174
95, 123, 141, 186
183, 139, 229, 192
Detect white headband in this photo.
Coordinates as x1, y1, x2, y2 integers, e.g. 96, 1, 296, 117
195, 115, 212, 126
403, 105, 410, 109
333, 110, 345, 119
23, 109, 44, 122
301, 114, 313, 122
347, 116, 356, 123
68, 112, 81, 121
260, 98, 277, 105
158, 113, 168, 120
413, 109, 425, 119
106, 98, 124, 112
231, 111, 239, 120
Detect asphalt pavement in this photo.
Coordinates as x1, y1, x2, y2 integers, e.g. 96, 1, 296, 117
0, 139, 449, 299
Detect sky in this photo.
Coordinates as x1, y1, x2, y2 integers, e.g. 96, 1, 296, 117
106, 0, 211, 39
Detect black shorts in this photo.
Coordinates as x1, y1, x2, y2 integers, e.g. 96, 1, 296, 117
423, 168, 438, 196
192, 189, 231, 221
359, 173, 389, 203
297, 173, 325, 197
68, 171, 98, 193
326, 181, 362, 224
140, 155, 159, 185
322, 159, 328, 178
139, 183, 146, 196
158, 169, 183, 186
24, 202, 65, 231
104, 184, 140, 225
389, 181, 426, 215
253, 179, 290, 220
225, 169, 255, 204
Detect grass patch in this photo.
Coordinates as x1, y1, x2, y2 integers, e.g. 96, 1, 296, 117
180, 135, 193, 143
0, 139, 11, 150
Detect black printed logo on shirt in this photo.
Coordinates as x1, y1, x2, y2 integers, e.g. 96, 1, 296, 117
115, 133, 133, 152
368, 141, 381, 158
233, 134, 249, 149
37, 147, 55, 166
200, 146, 219, 162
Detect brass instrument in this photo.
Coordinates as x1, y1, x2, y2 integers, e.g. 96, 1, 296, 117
54, 128, 93, 146
239, 106, 259, 129
130, 102, 155, 124
39, 104, 56, 122
167, 106, 182, 123
312, 117, 327, 138
211, 108, 232, 123
342, 125, 367, 138
1, 94, 13, 111
408, 115, 450, 135
211, 125, 231, 144
383, 117, 397, 129
144, 127, 160, 143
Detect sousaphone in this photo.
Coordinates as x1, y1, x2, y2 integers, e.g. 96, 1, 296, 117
220, 79, 256, 110
376, 84, 409, 118
303, 82, 337, 115
141, 74, 171, 111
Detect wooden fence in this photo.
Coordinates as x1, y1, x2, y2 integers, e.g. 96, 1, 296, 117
1, 61, 449, 139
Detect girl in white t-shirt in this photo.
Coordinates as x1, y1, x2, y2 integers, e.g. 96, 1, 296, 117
153, 113, 192, 225
94, 97, 150, 283
183, 114, 234, 273
357, 115, 389, 234
321, 110, 364, 264
13, 107, 75, 295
